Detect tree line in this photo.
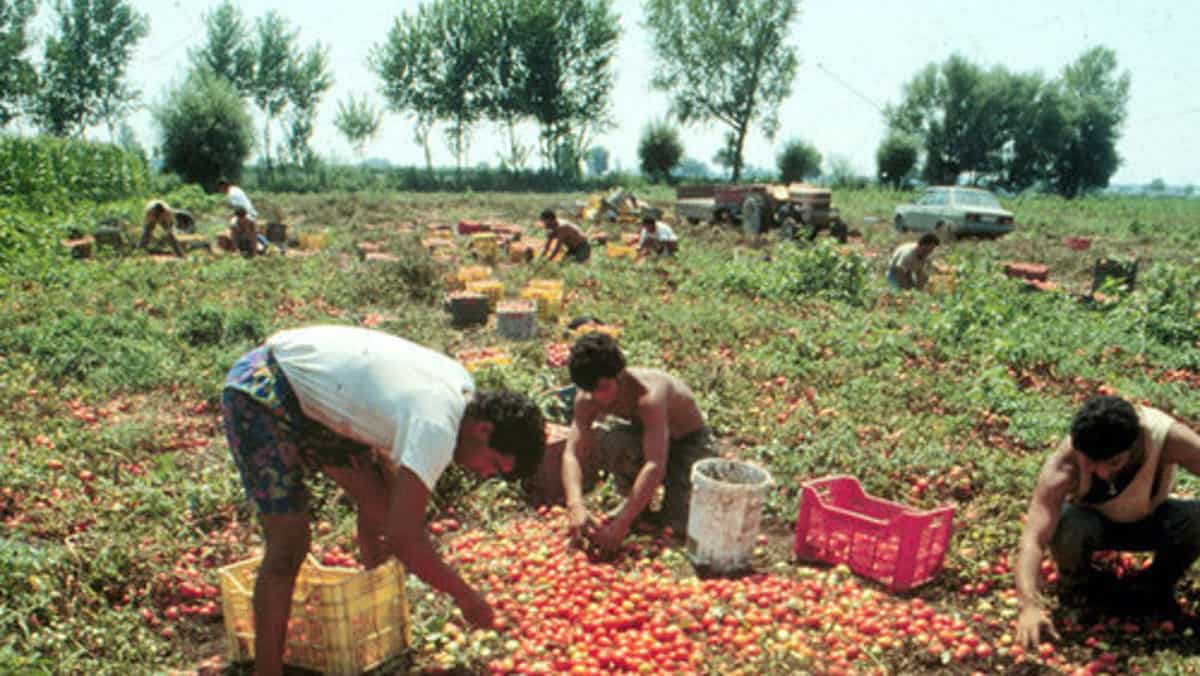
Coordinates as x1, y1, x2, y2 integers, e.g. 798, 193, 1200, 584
0, 0, 1132, 196
877, 47, 1130, 197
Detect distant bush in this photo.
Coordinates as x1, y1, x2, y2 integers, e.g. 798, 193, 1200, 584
155, 69, 255, 189
177, 305, 266, 348
686, 239, 869, 305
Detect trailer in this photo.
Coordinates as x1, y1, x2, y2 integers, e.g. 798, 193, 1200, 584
674, 183, 846, 240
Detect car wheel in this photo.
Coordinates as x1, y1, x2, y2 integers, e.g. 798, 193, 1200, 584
894, 215, 907, 233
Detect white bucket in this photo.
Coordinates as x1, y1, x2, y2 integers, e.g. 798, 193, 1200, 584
685, 458, 773, 573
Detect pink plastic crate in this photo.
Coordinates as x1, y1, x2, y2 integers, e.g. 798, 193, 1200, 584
793, 475, 954, 591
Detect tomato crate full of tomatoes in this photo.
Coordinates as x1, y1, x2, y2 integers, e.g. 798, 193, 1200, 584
793, 475, 954, 592
220, 555, 410, 676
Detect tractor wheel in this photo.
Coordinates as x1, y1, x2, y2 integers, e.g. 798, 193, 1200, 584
894, 215, 907, 233
741, 194, 766, 235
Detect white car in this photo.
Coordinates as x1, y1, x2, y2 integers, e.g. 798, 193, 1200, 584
893, 187, 1015, 239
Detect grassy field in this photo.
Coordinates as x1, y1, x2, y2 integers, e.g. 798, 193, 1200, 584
1, 187, 1198, 674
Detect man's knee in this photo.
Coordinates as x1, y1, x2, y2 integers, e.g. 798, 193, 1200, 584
1160, 501, 1200, 548
1050, 508, 1105, 572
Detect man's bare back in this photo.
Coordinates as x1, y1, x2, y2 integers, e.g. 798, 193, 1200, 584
577, 367, 705, 439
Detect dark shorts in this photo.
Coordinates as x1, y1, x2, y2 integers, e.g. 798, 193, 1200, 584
567, 240, 591, 263
221, 347, 370, 515
589, 420, 718, 531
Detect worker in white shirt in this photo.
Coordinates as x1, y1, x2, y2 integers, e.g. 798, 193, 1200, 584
221, 325, 546, 676
217, 177, 258, 222
887, 233, 939, 290
637, 215, 679, 257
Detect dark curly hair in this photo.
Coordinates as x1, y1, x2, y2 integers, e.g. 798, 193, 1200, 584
568, 332, 625, 392
918, 233, 940, 247
465, 389, 545, 480
1071, 395, 1140, 460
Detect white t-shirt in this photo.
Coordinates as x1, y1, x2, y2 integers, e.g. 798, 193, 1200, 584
227, 186, 258, 221
267, 326, 474, 490
639, 222, 677, 246
889, 242, 927, 275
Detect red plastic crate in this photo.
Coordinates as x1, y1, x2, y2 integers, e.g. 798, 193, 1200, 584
793, 475, 954, 591
1003, 262, 1049, 282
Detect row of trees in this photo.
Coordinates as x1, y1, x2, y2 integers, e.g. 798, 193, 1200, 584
877, 47, 1131, 197
369, 0, 620, 177
1, 0, 1132, 196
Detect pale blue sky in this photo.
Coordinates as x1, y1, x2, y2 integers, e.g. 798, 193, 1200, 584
113, 0, 1199, 184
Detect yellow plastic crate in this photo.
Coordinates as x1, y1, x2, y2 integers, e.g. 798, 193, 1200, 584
527, 278, 565, 295
520, 287, 563, 322
570, 323, 623, 341
220, 555, 409, 676
605, 243, 637, 260
456, 265, 494, 284
296, 232, 328, 251
465, 279, 504, 309
456, 347, 513, 372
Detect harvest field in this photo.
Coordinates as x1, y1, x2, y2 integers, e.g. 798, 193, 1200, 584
2, 187, 1199, 675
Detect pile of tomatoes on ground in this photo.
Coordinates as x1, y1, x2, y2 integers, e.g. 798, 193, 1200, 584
426, 506, 1130, 675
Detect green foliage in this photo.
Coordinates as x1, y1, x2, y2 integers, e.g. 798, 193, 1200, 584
1053, 46, 1131, 197
189, 0, 256, 97
1131, 262, 1200, 353
644, 0, 800, 182
31, 0, 149, 137
176, 305, 266, 348
282, 42, 334, 170
249, 10, 297, 174
875, 133, 919, 189
370, 0, 619, 175
0, 135, 150, 212
333, 94, 383, 158
0, 0, 37, 126
685, 239, 869, 306
154, 69, 255, 188
330, 237, 443, 306
887, 46, 1129, 197
638, 119, 684, 183
777, 138, 821, 182
3, 310, 178, 389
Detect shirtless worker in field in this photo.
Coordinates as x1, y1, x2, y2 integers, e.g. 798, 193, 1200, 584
538, 209, 592, 263
1014, 395, 1200, 650
561, 333, 717, 556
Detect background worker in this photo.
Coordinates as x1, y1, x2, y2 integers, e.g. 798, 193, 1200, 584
222, 325, 545, 676
538, 209, 591, 263
229, 207, 259, 258
887, 233, 939, 290
217, 177, 257, 222
1014, 395, 1200, 650
637, 215, 679, 257
138, 199, 185, 257
561, 333, 717, 557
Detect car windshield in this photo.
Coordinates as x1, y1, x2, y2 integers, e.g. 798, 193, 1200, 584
954, 190, 1001, 208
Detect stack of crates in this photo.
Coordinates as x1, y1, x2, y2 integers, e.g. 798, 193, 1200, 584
220, 555, 409, 676
469, 233, 500, 264
449, 265, 493, 291
465, 278, 504, 310
520, 279, 564, 322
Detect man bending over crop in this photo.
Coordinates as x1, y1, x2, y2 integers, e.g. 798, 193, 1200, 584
1014, 395, 1200, 650
139, 200, 186, 257
222, 325, 545, 676
561, 332, 717, 556
887, 233, 939, 290
538, 209, 591, 263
